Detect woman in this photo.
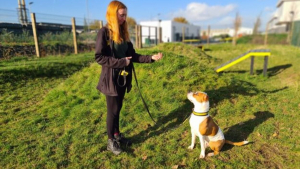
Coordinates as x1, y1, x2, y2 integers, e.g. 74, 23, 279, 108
95, 0, 163, 155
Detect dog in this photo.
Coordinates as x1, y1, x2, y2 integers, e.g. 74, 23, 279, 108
187, 91, 249, 158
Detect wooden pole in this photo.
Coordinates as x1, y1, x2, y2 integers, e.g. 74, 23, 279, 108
72, 17, 78, 54
139, 25, 142, 48
155, 27, 158, 45
182, 27, 185, 42
31, 13, 40, 57
99, 20, 103, 29
135, 25, 139, 48
264, 17, 276, 46
140, 25, 142, 48
264, 22, 269, 46
159, 27, 162, 43
21, 0, 28, 24
207, 25, 210, 45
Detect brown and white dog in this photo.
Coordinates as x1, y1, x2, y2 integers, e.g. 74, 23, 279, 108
187, 91, 249, 158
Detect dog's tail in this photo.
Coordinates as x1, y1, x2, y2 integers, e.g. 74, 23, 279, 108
225, 140, 249, 146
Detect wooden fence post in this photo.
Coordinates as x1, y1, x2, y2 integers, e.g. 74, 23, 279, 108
31, 13, 40, 57
139, 25, 142, 48
155, 27, 158, 45
71, 17, 78, 54
158, 27, 162, 43
207, 25, 210, 45
182, 27, 185, 42
135, 25, 139, 48
99, 20, 103, 29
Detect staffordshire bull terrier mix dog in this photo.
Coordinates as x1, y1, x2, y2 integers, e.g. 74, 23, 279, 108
187, 91, 249, 159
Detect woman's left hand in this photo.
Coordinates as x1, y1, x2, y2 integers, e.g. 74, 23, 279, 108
151, 53, 163, 61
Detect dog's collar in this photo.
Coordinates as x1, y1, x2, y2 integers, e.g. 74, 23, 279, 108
192, 110, 208, 116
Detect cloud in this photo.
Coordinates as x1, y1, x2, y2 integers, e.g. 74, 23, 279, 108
171, 2, 237, 22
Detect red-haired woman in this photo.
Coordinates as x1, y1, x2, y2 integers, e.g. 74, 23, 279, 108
95, 0, 163, 155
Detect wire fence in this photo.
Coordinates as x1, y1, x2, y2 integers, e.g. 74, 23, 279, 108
291, 21, 300, 47
0, 8, 108, 58
0, 9, 20, 23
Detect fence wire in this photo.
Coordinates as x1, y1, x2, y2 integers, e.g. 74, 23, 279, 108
291, 21, 300, 47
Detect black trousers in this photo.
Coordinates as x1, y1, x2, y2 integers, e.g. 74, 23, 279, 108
105, 86, 126, 139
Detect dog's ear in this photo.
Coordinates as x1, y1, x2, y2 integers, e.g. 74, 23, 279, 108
203, 94, 209, 102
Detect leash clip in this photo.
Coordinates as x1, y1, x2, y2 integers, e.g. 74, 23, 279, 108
120, 70, 128, 76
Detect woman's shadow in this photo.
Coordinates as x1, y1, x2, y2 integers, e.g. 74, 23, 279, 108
127, 99, 193, 145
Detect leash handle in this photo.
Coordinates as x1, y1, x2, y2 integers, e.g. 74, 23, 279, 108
132, 65, 156, 124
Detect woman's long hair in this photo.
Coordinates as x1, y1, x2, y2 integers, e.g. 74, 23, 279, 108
106, 0, 130, 44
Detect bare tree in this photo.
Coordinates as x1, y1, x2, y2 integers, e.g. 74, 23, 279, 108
232, 12, 242, 46
253, 14, 261, 35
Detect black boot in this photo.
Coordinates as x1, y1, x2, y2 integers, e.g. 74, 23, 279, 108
107, 139, 122, 155
114, 133, 132, 147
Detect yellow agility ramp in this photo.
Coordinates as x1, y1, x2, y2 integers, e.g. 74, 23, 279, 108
215, 49, 271, 73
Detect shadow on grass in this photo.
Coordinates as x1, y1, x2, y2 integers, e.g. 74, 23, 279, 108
207, 80, 287, 106
126, 99, 192, 147
127, 79, 284, 154
0, 61, 92, 87
222, 111, 274, 151
219, 64, 292, 77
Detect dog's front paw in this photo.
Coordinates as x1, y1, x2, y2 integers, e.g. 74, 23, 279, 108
199, 154, 205, 159
188, 145, 194, 150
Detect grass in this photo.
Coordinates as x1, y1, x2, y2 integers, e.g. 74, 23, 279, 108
1, 43, 300, 168
237, 34, 288, 45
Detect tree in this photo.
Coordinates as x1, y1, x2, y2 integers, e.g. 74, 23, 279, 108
83, 17, 88, 32
173, 17, 188, 24
89, 20, 101, 30
232, 12, 242, 46
127, 16, 137, 30
253, 15, 261, 35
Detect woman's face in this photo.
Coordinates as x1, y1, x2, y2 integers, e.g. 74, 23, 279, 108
117, 8, 127, 25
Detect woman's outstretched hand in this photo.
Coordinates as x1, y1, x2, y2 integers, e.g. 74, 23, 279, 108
125, 57, 132, 66
151, 53, 163, 61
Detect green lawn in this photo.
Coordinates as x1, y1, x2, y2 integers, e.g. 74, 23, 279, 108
1, 43, 299, 168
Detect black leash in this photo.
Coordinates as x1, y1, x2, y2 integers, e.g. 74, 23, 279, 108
132, 65, 156, 124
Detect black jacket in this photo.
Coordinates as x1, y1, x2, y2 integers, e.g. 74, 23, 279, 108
95, 27, 153, 96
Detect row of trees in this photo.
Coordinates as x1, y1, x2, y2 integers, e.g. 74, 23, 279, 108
82, 16, 188, 32
83, 16, 138, 31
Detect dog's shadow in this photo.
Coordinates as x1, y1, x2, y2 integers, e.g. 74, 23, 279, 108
221, 111, 274, 151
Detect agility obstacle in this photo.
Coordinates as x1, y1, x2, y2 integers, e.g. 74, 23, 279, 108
214, 49, 271, 76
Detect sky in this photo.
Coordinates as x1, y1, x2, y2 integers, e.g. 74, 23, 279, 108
1, 0, 279, 30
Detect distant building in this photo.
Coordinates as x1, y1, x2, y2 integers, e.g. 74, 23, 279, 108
268, 0, 300, 33
139, 20, 201, 43
200, 27, 253, 37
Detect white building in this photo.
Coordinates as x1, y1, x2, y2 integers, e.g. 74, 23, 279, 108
268, 0, 300, 33
139, 20, 201, 43
201, 27, 253, 37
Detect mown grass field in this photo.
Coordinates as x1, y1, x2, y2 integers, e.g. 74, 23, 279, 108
1, 43, 299, 168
